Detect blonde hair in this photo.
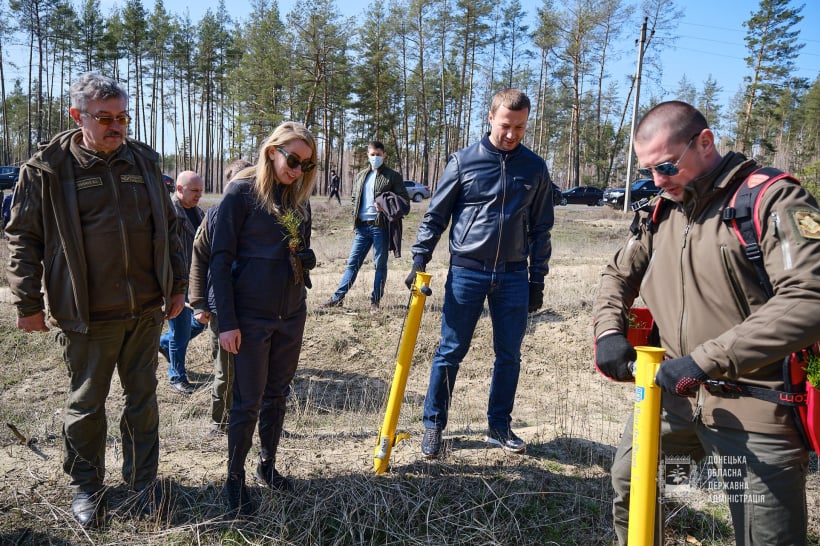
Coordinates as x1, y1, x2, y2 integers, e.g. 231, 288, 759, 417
245, 121, 317, 219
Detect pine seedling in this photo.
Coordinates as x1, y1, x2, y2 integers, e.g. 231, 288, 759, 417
278, 209, 305, 285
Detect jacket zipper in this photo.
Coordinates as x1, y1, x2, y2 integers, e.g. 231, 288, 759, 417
678, 206, 706, 420
108, 165, 137, 315
492, 156, 506, 270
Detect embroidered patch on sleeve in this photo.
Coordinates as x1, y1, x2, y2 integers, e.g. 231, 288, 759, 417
792, 209, 820, 240
121, 175, 145, 185
75, 177, 103, 190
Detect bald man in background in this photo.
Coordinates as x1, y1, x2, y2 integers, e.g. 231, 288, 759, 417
159, 170, 205, 394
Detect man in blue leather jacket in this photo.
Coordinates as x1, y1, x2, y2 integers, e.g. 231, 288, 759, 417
406, 88, 554, 458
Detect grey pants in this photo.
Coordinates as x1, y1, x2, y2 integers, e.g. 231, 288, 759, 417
60, 308, 164, 493
611, 402, 809, 545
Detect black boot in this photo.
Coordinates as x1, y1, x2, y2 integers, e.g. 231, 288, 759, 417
223, 472, 255, 517
255, 458, 293, 491
257, 399, 293, 491
71, 489, 107, 529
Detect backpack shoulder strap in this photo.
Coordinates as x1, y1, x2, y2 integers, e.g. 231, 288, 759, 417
628, 195, 667, 236
721, 167, 796, 298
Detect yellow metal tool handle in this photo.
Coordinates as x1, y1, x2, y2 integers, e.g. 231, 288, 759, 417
627, 346, 666, 546
373, 272, 433, 474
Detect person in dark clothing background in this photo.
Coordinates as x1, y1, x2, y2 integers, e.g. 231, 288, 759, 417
190, 159, 252, 436
328, 169, 341, 204
210, 121, 318, 516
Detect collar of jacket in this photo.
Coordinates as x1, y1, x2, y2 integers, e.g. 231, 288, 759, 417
25, 129, 79, 175
27, 128, 139, 174
69, 133, 134, 170
680, 151, 757, 208
479, 132, 523, 159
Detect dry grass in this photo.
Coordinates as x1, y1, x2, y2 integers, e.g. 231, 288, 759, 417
0, 200, 817, 545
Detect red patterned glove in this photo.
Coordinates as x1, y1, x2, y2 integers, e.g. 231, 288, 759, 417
655, 356, 708, 397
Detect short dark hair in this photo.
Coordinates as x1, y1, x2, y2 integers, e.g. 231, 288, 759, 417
490, 88, 530, 115
636, 101, 708, 146
368, 141, 385, 152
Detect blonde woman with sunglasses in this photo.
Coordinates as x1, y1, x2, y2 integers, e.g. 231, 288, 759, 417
210, 121, 318, 516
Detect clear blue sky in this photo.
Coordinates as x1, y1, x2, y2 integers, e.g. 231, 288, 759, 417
102, 0, 818, 116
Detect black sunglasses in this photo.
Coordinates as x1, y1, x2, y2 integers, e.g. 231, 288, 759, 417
277, 147, 316, 173
82, 112, 132, 126
636, 132, 701, 179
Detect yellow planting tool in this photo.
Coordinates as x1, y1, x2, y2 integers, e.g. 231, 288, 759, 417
628, 346, 666, 546
373, 271, 433, 474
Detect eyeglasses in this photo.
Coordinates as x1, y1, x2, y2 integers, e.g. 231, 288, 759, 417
82, 112, 132, 126
277, 147, 316, 173
636, 132, 700, 178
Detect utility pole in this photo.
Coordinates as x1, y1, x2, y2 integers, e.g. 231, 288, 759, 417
624, 18, 651, 212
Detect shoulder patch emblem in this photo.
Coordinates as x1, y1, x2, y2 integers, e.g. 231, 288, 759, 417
75, 177, 103, 190
746, 173, 771, 189
121, 174, 145, 185
792, 209, 820, 240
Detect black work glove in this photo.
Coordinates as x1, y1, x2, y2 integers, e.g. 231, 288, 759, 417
303, 270, 312, 289
528, 282, 544, 313
655, 356, 708, 397
405, 262, 425, 290
295, 248, 316, 270
595, 333, 637, 381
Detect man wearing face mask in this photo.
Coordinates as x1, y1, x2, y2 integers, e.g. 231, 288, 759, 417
321, 141, 408, 313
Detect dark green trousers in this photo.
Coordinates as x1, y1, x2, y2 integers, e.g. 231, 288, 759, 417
60, 308, 164, 493
611, 400, 808, 545
209, 314, 234, 428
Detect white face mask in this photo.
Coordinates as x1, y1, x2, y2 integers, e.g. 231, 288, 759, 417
368, 155, 384, 169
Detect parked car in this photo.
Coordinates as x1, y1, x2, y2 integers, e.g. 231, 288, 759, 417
162, 174, 174, 192
0, 166, 20, 190
560, 185, 604, 206
404, 180, 431, 202
551, 183, 565, 206
603, 178, 661, 208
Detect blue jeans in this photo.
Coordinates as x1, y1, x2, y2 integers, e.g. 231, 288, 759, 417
422, 266, 528, 432
333, 224, 389, 303
160, 306, 206, 384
